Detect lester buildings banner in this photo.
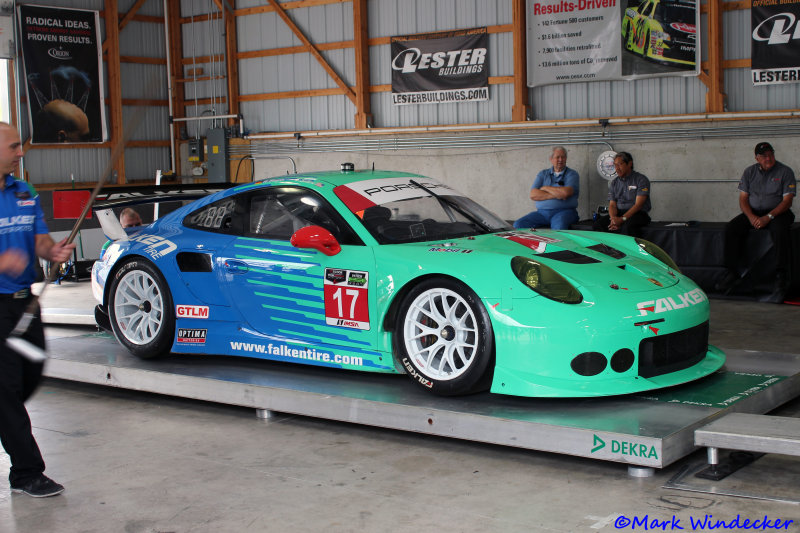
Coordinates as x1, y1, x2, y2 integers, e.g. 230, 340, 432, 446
751, 0, 800, 86
391, 27, 489, 105
17, 4, 106, 143
528, 0, 699, 86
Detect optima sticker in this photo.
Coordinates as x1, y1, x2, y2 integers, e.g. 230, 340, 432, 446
177, 328, 207, 344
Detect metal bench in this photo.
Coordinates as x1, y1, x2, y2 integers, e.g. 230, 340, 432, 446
695, 412, 800, 471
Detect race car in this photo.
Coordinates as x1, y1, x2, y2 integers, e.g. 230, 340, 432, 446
622, 0, 697, 68
91, 166, 724, 398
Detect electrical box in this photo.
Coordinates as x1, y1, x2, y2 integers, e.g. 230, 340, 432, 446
188, 137, 205, 162
206, 128, 230, 183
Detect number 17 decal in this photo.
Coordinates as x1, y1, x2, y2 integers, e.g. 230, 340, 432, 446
324, 268, 370, 330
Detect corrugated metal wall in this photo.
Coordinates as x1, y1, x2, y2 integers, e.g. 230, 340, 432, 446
15, 0, 800, 186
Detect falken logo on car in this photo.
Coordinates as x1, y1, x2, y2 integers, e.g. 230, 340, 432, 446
176, 305, 209, 319
753, 13, 800, 45
402, 358, 434, 389
636, 288, 706, 316
130, 234, 177, 258
177, 329, 207, 343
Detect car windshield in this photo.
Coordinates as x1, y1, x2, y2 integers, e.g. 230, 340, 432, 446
358, 193, 511, 244
657, 3, 694, 24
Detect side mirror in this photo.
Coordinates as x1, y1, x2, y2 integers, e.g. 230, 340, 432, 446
290, 225, 341, 256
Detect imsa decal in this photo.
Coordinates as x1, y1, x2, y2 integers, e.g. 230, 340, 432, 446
324, 268, 370, 330
177, 328, 207, 344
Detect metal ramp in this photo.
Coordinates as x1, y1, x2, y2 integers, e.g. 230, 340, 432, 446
42, 327, 800, 473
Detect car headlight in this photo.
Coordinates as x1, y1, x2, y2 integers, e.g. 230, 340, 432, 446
511, 256, 583, 304
635, 238, 680, 272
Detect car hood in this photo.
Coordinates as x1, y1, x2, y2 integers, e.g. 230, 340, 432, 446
401, 229, 680, 294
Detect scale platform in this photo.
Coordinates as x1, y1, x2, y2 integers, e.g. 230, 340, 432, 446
43, 329, 800, 470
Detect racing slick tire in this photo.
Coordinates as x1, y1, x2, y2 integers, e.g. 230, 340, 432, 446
108, 258, 175, 359
395, 277, 494, 396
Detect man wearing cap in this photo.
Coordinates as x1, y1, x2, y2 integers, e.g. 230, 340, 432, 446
716, 142, 796, 293
514, 146, 580, 230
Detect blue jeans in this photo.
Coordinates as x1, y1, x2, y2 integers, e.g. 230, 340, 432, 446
514, 208, 579, 230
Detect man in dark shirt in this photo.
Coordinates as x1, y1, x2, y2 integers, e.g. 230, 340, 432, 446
716, 142, 796, 293
0, 122, 74, 498
592, 152, 651, 237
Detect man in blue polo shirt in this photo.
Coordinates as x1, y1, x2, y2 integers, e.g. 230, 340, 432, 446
514, 146, 580, 230
0, 122, 74, 498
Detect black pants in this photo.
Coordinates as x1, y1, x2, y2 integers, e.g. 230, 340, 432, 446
723, 210, 794, 274
592, 211, 651, 238
0, 293, 46, 485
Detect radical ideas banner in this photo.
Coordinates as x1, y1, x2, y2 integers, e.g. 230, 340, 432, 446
391, 27, 489, 105
528, 0, 699, 86
751, 0, 800, 86
17, 4, 106, 143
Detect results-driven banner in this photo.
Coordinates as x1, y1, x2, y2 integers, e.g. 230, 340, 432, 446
528, 0, 699, 86
751, 0, 800, 86
17, 4, 106, 144
391, 27, 489, 105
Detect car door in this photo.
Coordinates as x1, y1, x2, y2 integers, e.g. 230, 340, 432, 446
219, 186, 378, 354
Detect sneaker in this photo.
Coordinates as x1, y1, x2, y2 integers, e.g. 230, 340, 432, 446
10, 475, 64, 498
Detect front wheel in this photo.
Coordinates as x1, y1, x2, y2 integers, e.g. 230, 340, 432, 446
108, 258, 174, 359
395, 278, 494, 395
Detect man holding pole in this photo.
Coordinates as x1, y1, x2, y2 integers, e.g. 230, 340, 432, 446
0, 122, 74, 497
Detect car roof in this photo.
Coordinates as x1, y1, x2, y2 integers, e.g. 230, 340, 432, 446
252, 169, 427, 188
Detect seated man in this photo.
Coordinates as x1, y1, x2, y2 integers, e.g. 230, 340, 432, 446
592, 151, 651, 237
514, 146, 579, 230
715, 142, 796, 293
100, 208, 142, 258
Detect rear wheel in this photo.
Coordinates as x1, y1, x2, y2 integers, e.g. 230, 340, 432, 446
108, 259, 174, 359
395, 278, 494, 395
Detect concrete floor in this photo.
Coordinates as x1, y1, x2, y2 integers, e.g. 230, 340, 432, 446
1, 282, 800, 533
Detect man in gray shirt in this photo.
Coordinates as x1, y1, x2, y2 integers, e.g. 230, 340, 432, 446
716, 142, 796, 292
592, 152, 651, 237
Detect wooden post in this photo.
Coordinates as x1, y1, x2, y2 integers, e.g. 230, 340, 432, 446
104, 0, 125, 183
512, 0, 530, 122
353, 0, 372, 129
705, 0, 725, 112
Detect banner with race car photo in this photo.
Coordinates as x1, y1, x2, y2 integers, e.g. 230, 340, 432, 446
751, 0, 800, 86
527, 0, 699, 86
17, 4, 106, 143
391, 27, 489, 105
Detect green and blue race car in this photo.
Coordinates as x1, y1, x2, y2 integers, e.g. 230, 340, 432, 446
91, 167, 724, 398
622, 0, 697, 68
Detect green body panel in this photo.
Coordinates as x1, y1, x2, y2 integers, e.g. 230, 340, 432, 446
226, 170, 724, 397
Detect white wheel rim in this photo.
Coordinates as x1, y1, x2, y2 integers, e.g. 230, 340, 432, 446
403, 287, 479, 381
114, 270, 164, 345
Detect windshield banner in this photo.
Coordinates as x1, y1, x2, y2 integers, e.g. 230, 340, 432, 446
391, 27, 489, 105
751, 0, 800, 86
528, 0, 699, 86
17, 4, 106, 143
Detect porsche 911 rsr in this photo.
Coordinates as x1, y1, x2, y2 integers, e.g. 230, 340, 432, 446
91, 168, 724, 398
